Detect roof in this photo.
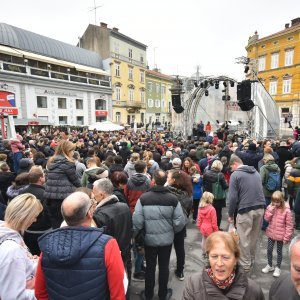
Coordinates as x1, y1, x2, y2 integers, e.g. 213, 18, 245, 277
0, 23, 103, 69
146, 69, 172, 80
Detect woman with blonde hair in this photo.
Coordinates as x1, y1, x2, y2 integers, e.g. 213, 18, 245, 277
124, 152, 140, 178
0, 193, 43, 299
182, 232, 264, 299
44, 140, 81, 228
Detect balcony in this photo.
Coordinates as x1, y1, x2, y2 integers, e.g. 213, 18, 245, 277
111, 52, 145, 68
112, 100, 127, 107
127, 101, 146, 109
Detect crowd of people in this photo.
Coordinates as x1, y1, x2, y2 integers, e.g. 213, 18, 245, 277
0, 125, 300, 299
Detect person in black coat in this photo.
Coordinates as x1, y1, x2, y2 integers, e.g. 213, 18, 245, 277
118, 142, 131, 167
276, 141, 293, 180
203, 160, 228, 228
110, 171, 128, 204
44, 140, 81, 229
21, 166, 52, 255
0, 163, 16, 204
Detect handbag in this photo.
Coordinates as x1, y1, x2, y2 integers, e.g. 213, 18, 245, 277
212, 173, 226, 200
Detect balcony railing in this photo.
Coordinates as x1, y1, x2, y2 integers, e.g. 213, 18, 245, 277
112, 100, 146, 109
111, 52, 145, 68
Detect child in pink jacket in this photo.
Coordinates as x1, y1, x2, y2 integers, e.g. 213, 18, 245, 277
262, 191, 293, 277
197, 192, 218, 255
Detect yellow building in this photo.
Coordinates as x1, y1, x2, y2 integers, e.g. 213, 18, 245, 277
246, 18, 300, 126
79, 22, 147, 125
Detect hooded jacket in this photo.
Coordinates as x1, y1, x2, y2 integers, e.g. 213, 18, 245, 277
124, 161, 136, 178
228, 165, 265, 217
0, 222, 36, 300
260, 161, 281, 197
124, 173, 151, 213
35, 227, 126, 300
44, 155, 81, 201
235, 145, 263, 170
197, 204, 218, 237
81, 166, 101, 187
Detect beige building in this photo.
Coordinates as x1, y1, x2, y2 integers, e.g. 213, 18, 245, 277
79, 22, 147, 125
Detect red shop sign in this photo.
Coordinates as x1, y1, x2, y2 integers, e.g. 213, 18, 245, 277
95, 110, 108, 116
0, 107, 18, 115
28, 121, 40, 125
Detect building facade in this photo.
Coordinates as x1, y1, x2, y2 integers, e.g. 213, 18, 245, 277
79, 22, 147, 126
146, 69, 172, 128
246, 18, 300, 128
0, 23, 111, 128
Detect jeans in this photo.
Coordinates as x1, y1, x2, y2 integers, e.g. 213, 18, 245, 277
144, 244, 172, 300
133, 244, 144, 273
173, 226, 186, 273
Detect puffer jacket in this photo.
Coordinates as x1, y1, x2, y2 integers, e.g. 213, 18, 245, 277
265, 203, 293, 242
260, 161, 281, 197
182, 264, 264, 300
287, 158, 300, 197
133, 186, 185, 247
197, 204, 218, 237
203, 168, 228, 197
44, 155, 81, 201
124, 161, 136, 178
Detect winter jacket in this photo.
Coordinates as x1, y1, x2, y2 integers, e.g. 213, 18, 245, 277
124, 161, 136, 178
124, 173, 151, 214
75, 160, 86, 180
119, 144, 131, 166
44, 155, 81, 201
6, 184, 29, 201
182, 264, 264, 300
287, 158, 300, 198
269, 273, 299, 300
283, 162, 292, 188
10, 139, 25, 154
192, 175, 203, 200
260, 161, 281, 197
81, 166, 101, 188
167, 186, 193, 224
197, 204, 218, 237
133, 186, 185, 247
113, 187, 127, 204
203, 169, 228, 198
0, 222, 36, 300
93, 195, 132, 260
235, 145, 263, 170
228, 165, 265, 217
276, 146, 293, 178
264, 203, 293, 242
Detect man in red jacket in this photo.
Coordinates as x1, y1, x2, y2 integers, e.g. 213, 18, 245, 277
35, 192, 127, 300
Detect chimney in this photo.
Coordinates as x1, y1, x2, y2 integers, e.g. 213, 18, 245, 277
291, 18, 300, 26
285, 23, 290, 29
112, 27, 119, 32
100, 22, 107, 28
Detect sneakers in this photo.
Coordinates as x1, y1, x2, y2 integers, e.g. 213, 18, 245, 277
262, 264, 275, 273
273, 267, 281, 277
174, 270, 184, 281
132, 271, 145, 282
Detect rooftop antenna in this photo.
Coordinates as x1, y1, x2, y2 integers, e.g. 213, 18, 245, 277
89, 0, 102, 25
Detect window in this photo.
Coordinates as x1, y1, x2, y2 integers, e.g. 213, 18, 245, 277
155, 99, 161, 108
161, 99, 165, 108
116, 112, 121, 123
140, 71, 144, 83
156, 84, 160, 94
285, 49, 294, 66
115, 63, 120, 77
269, 81, 277, 95
95, 99, 106, 110
271, 53, 279, 69
114, 42, 119, 54
129, 48, 133, 59
129, 89, 134, 101
76, 99, 83, 110
140, 91, 145, 103
281, 107, 290, 114
258, 56, 266, 71
148, 82, 152, 92
37, 96, 47, 108
59, 116, 68, 125
161, 85, 166, 95
76, 116, 84, 125
283, 79, 291, 94
128, 67, 133, 80
115, 87, 121, 101
58, 98, 67, 109
140, 54, 144, 63
148, 99, 154, 107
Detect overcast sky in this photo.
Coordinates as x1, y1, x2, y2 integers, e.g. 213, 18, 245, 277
1, 0, 300, 81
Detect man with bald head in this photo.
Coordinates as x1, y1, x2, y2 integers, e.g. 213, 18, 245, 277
269, 235, 300, 299
35, 192, 127, 300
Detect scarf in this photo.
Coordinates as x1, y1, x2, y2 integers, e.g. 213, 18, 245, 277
206, 267, 236, 290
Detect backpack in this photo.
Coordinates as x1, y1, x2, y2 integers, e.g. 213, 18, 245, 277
265, 170, 281, 192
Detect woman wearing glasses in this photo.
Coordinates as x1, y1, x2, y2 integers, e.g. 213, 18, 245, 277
182, 231, 264, 300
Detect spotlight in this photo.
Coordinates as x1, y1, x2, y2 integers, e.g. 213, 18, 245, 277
244, 65, 250, 73
228, 121, 231, 124
238, 121, 243, 125
230, 81, 235, 87
205, 90, 209, 96
223, 81, 227, 87
222, 95, 226, 101
215, 81, 219, 89
210, 80, 214, 86
194, 81, 198, 87
200, 82, 204, 88
204, 80, 208, 88
216, 120, 219, 124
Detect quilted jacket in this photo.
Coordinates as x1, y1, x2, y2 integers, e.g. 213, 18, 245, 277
197, 204, 218, 237
264, 203, 293, 242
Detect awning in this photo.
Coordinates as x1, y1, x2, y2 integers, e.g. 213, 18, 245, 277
0, 45, 23, 57
13, 118, 54, 126
73, 63, 109, 76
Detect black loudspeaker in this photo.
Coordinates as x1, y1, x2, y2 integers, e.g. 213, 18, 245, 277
237, 100, 254, 111
171, 94, 181, 107
173, 106, 184, 113
237, 80, 251, 101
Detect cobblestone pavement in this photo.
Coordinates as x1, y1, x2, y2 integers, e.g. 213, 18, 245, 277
130, 211, 297, 300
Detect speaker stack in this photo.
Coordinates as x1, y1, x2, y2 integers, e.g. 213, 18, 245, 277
237, 80, 254, 111
171, 93, 184, 114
